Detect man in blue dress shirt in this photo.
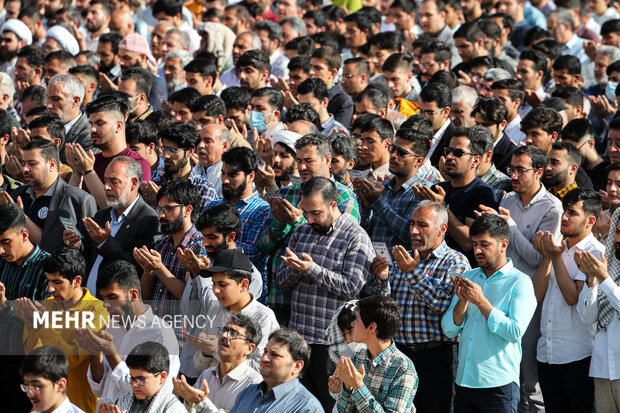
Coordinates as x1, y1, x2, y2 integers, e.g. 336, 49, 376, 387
442, 214, 537, 412
230, 328, 324, 413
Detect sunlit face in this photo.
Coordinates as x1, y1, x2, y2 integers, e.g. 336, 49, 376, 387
164, 56, 186, 90
525, 127, 555, 154
359, 130, 390, 164
450, 101, 475, 127
161, 139, 189, 178
368, 45, 393, 76
409, 206, 446, 254
516, 59, 541, 90
552, 68, 579, 88
272, 143, 297, 179
561, 200, 590, 238
594, 54, 611, 83
221, 162, 251, 201
609, 128, 620, 163
454, 37, 477, 62
546, 17, 572, 45
472, 232, 507, 270
232, 34, 257, 63
296, 145, 330, 182
22, 374, 65, 413
97, 41, 118, 71
589, 0, 610, 15
47, 271, 79, 301
388, 137, 424, 177
170, 101, 192, 123
0, 228, 29, 264
103, 161, 135, 209
342, 63, 367, 96
46, 82, 77, 123
351, 310, 372, 343
607, 169, 620, 208
223, 8, 242, 33
89, 111, 121, 151
344, 21, 367, 48
355, 97, 382, 119
384, 69, 412, 99
277, 0, 300, 19
14, 57, 38, 84
444, 136, 478, 178
260, 338, 301, 387
211, 271, 248, 308
491, 88, 520, 120
199, 226, 228, 257
161, 32, 185, 57
508, 153, 542, 194
0, 31, 21, 58
86, 3, 109, 33
474, 113, 503, 141
151, 22, 173, 60
419, 99, 448, 133
43, 58, 68, 86
544, 148, 572, 187
419, 1, 446, 34
419, 53, 445, 83
22, 148, 55, 191
309, 57, 335, 87
238, 65, 266, 91
218, 321, 254, 360
389, 6, 414, 31
603, 31, 620, 47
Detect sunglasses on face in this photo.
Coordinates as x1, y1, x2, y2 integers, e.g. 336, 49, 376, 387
444, 147, 475, 157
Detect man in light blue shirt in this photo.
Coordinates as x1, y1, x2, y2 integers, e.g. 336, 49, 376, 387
230, 329, 324, 413
442, 214, 537, 412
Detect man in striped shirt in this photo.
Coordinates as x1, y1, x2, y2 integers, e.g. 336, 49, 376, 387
275, 176, 374, 412
0, 202, 50, 411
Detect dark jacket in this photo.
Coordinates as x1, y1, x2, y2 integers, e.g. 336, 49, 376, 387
62, 112, 93, 163
11, 178, 97, 254
328, 83, 354, 130
430, 122, 456, 167
492, 134, 518, 175
84, 195, 159, 280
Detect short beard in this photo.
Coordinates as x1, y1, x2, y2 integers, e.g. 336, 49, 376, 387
543, 169, 568, 188
0, 50, 17, 64
223, 180, 247, 201
332, 169, 347, 183
164, 157, 188, 178
106, 185, 133, 209
206, 239, 229, 258
275, 163, 296, 186
160, 212, 185, 235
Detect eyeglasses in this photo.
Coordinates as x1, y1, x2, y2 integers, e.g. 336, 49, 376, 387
20, 383, 52, 394
577, 139, 593, 150
506, 166, 537, 176
155, 204, 184, 214
130, 372, 161, 387
419, 61, 438, 70
219, 327, 248, 341
421, 108, 443, 117
159, 145, 183, 154
444, 147, 475, 157
388, 144, 421, 158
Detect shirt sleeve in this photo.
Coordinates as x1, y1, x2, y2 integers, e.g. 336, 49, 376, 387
486, 275, 537, 343
369, 195, 418, 246
577, 283, 599, 325
600, 276, 620, 313
441, 293, 465, 338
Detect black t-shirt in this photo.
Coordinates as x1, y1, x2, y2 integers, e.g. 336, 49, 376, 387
586, 159, 610, 192
21, 191, 52, 230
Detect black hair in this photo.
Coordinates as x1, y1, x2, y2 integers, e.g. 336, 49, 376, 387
357, 295, 400, 340
0, 109, 12, 139
251, 87, 284, 113
220, 87, 251, 113
367, 31, 404, 53
160, 121, 200, 149
395, 128, 431, 158
454, 21, 484, 43
343, 10, 374, 32
97, 260, 142, 295
561, 118, 594, 144
358, 6, 381, 25
126, 341, 170, 374
303, 10, 328, 27
126, 119, 158, 146
469, 55, 496, 70
390, 0, 416, 13
421, 40, 452, 64
168, 87, 201, 108
236, 50, 271, 74
512, 145, 548, 170
519, 49, 548, 76
337, 302, 357, 333
146, 109, 176, 134
478, 19, 502, 41
25, 106, 51, 118
254, 20, 283, 43
85, 94, 128, 118
429, 70, 459, 89
488, 12, 514, 33
472, 96, 508, 124
285, 37, 314, 56
601, 18, 620, 35
297, 78, 328, 101
228, 312, 262, 347
20, 346, 69, 383
23, 139, 60, 166
523, 26, 551, 48
452, 126, 486, 156
310, 32, 340, 51
286, 103, 321, 127
400, 115, 434, 139
551, 140, 582, 166
562, 187, 602, 219
470, 213, 511, 240
0, 202, 26, 234
99, 32, 123, 54
552, 86, 583, 108
552, 55, 581, 75
520, 106, 563, 135
190, 95, 226, 118
344, 57, 371, 77
352, 113, 381, 132
17, 46, 45, 70
330, 133, 358, 162
311, 47, 342, 72
22, 85, 48, 106
268, 329, 311, 376
301, 176, 338, 203
532, 39, 563, 63
360, 116, 394, 141
490, 79, 525, 103
382, 53, 413, 73
44, 50, 75, 65
221, 147, 259, 175
287, 55, 311, 73
470, 125, 495, 152
355, 85, 388, 112
323, 4, 346, 22
28, 116, 66, 143
69, 65, 99, 83
183, 57, 218, 82
295, 132, 331, 157
43, 247, 85, 283
607, 60, 620, 77
420, 82, 452, 108
196, 203, 241, 235
156, 178, 201, 221
152, 0, 182, 17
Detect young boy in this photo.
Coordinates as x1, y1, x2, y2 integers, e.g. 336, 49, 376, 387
20, 345, 85, 413
100, 342, 185, 413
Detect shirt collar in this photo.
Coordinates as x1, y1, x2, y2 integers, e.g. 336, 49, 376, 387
63, 112, 81, 133
434, 119, 451, 142
110, 194, 140, 223
474, 257, 515, 280
563, 33, 579, 50
365, 341, 397, 367
26, 176, 59, 199
519, 183, 548, 207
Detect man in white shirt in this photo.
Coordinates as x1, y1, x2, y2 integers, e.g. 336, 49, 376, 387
491, 79, 527, 144
254, 20, 289, 81
84, 0, 111, 52
173, 313, 263, 412
532, 188, 604, 412
576, 208, 620, 412
77, 260, 180, 409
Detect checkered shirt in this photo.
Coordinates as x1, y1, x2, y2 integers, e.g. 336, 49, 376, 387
373, 241, 471, 344
361, 174, 429, 251
153, 170, 218, 214
336, 342, 418, 413
274, 214, 374, 344
208, 192, 272, 301
259, 179, 360, 310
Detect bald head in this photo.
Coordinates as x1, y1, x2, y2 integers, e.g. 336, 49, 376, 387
288, 120, 318, 135
110, 9, 135, 38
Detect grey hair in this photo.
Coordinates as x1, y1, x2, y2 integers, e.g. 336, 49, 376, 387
597, 45, 620, 64
549, 8, 574, 31
483, 68, 512, 82
109, 156, 143, 182
48, 74, 85, 102
166, 28, 190, 50
238, 31, 263, 50
215, 127, 232, 145
0, 73, 15, 101
452, 86, 477, 107
280, 17, 307, 37
166, 49, 192, 68
416, 200, 449, 228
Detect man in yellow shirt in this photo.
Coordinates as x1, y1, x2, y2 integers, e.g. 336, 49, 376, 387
15, 247, 109, 413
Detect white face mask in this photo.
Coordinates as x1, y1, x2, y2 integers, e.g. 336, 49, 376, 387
606, 82, 618, 102
128, 94, 140, 114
